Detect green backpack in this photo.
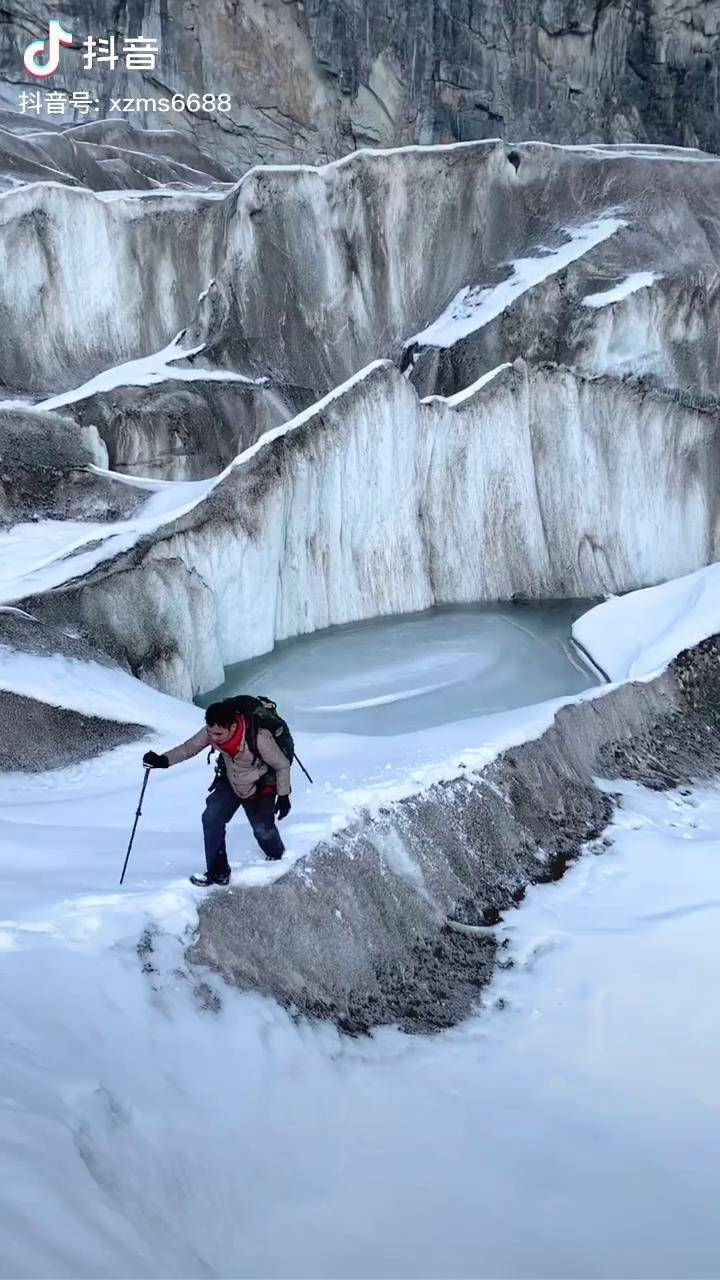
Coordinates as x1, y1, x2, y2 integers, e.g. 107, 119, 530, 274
225, 694, 295, 766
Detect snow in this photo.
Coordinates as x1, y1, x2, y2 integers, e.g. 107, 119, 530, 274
0, 476, 218, 604
233, 139, 720, 197
1, 634, 719, 1275
407, 215, 627, 348
0, 636, 606, 921
36, 336, 263, 413
572, 561, 720, 681
92, 188, 229, 202
581, 271, 663, 308
3, 358, 713, 680
421, 361, 512, 406
2, 127, 720, 1277
535, 140, 720, 162
0, 178, 226, 206
0, 646, 193, 731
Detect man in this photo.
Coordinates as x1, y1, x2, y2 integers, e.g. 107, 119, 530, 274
143, 700, 292, 887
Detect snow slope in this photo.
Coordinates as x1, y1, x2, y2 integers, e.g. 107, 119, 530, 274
0, 638, 608, 930
573, 562, 720, 681
2, 721, 720, 1277
36, 338, 263, 414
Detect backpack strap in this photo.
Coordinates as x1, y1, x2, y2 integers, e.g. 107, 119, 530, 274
243, 711, 261, 766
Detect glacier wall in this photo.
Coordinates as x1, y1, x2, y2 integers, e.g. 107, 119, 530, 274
0, 184, 222, 393
0, 403, 142, 524
68, 378, 303, 479
188, 140, 720, 395
3, 141, 720, 404
21, 360, 720, 698
409, 270, 720, 400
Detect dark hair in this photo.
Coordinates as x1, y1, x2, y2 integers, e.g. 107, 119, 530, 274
205, 700, 238, 728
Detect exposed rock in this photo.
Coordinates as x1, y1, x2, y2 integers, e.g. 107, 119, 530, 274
0, 688, 145, 771
0, 404, 141, 524
187, 634, 720, 1034
0, 1, 718, 175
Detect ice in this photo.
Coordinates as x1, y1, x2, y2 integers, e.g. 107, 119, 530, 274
420, 361, 512, 406
0, 361, 392, 607
200, 602, 599, 734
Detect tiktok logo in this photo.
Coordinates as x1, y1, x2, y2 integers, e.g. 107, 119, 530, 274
23, 19, 73, 78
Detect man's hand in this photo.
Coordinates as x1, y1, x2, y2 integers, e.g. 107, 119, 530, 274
143, 750, 169, 769
275, 794, 291, 820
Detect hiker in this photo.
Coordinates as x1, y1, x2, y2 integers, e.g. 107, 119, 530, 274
142, 699, 292, 887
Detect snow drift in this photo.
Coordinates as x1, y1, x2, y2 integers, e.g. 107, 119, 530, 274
573, 561, 720, 683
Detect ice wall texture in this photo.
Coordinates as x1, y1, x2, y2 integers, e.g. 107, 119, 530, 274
0, 0, 718, 172
3, 140, 720, 396
20, 361, 720, 697
2, 139, 720, 694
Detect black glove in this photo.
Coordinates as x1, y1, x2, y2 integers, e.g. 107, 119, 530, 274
143, 750, 169, 769
274, 794, 291, 820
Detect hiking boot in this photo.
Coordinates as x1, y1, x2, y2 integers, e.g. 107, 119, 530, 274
265, 851, 283, 862
189, 870, 230, 887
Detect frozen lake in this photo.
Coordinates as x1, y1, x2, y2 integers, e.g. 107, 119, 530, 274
199, 602, 600, 733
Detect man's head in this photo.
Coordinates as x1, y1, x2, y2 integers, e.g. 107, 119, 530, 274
205, 700, 241, 746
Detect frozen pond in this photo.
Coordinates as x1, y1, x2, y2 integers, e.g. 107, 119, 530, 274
199, 602, 600, 734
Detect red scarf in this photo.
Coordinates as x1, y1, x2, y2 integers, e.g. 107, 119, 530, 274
220, 716, 245, 758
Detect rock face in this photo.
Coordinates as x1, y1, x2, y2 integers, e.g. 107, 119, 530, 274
0, 1, 718, 175
187, 634, 720, 1034
0, 404, 138, 524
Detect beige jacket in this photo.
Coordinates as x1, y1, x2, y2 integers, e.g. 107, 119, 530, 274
165, 725, 291, 800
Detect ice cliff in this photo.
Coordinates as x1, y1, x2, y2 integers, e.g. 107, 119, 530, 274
13, 358, 720, 698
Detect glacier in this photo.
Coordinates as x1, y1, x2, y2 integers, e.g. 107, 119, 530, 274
9, 358, 719, 698
1, 78, 720, 1280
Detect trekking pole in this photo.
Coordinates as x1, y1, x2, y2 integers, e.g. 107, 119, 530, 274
294, 752, 313, 784
119, 767, 151, 885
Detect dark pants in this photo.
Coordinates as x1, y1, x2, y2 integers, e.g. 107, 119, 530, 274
202, 777, 285, 877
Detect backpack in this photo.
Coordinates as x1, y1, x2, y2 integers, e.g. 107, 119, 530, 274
210, 694, 295, 777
